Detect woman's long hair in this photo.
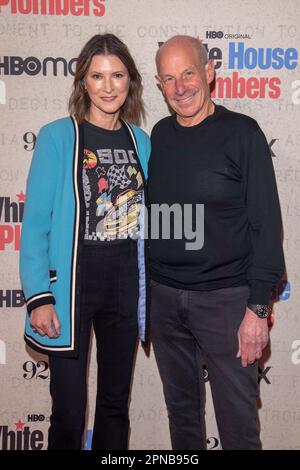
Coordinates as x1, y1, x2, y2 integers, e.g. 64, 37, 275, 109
69, 34, 145, 125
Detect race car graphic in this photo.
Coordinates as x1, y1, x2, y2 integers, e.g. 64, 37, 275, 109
96, 189, 142, 239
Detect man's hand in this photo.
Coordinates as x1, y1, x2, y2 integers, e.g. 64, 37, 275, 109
30, 304, 61, 338
237, 307, 269, 367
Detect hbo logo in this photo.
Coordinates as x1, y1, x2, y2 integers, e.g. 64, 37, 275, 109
27, 414, 46, 422
206, 31, 224, 39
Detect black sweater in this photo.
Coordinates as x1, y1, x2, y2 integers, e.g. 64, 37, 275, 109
148, 104, 284, 304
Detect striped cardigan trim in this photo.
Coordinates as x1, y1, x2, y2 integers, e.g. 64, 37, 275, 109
26, 292, 56, 314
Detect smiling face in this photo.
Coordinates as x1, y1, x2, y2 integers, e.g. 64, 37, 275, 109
84, 54, 130, 121
156, 40, 214, 126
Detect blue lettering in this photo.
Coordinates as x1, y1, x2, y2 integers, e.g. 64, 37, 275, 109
258, 48, 272, 70
245, 47, 257, 70
272, 48, 285, 70
228, 42, 298, 70
285, 48, 298, 69
228, 42, 243, 69
280, 281, 291, 301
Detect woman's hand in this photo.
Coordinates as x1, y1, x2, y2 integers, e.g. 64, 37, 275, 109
30, 305, 61, 338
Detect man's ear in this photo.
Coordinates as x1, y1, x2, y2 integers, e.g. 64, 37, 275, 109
205, 59, 215, 85
155, 74, 164, 93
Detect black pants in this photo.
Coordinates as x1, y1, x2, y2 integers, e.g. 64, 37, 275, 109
48, 241, 139, 450
151, 282, 261, 450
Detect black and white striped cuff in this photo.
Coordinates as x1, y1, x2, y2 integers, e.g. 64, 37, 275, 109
49, 270, 57, 283
26, 292, 56, 314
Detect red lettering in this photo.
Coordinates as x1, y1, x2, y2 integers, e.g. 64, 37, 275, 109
269, 77, 281, 99
246, 77, 259, 99
18, 0, 31, 15
83, 0, 89, 15
0, 225, 20, 250
0, 225, 14, 250
211, 72, 281, 99
0, 0, 106, 15
0, 0, 10, 13
93, 0, 105, 17
259, 77, 269, 99
232, 72, 245, 98
38, 0, 55, 15
211, 77, 232, 98
11, 0, 18, 13
15, 224, 20, 250
55, 0, 69, 15
32, 0, 39, 13
70, 0, 84, 16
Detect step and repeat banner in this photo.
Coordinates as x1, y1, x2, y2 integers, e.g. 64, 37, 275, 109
0, 0, 299, 450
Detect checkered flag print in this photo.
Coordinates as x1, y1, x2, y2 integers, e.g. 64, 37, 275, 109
107, 164, 131, 191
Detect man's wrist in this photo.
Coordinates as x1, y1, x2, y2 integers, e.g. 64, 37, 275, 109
247, 303, 271, 319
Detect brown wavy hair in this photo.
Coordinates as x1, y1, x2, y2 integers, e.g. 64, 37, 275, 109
69, 34, 145, 125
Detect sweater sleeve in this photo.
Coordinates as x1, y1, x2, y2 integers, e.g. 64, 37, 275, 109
245, 127, 285, 304
19, 125, 58, 313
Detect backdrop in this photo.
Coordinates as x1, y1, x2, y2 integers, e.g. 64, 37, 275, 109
0, 0, 299, 450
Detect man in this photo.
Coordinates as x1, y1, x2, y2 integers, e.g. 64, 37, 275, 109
148, 35, 284, 450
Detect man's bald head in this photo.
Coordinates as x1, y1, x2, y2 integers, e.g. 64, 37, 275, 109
156, 35, 208, 73
154, 34, 215, 126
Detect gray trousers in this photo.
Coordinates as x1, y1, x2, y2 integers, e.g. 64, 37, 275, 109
151, 281, 262, 450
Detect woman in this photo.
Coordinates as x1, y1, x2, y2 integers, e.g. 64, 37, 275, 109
20, 34, 150, 450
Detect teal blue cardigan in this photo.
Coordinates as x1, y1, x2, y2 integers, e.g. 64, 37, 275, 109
20, 116, 151, 356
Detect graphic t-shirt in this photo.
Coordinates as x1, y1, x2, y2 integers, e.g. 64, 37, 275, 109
82, 120, 143, 243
